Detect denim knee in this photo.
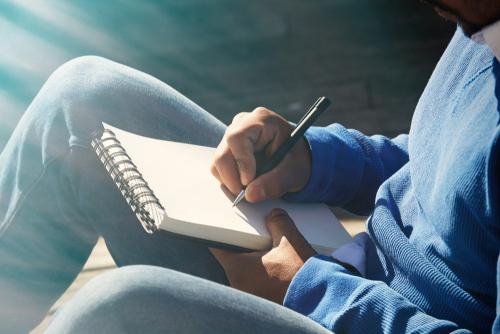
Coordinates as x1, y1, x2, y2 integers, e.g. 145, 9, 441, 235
38, 56, 114, 109
75, 265, 174, 301
35, 56, 123, 148
46, 266, 189, 333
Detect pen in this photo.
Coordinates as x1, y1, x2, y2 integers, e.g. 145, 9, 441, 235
232, 96, 331, 206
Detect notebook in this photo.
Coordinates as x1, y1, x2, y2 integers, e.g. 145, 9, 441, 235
91, 124, 352, 255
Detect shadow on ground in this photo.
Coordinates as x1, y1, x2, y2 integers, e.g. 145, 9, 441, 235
0, 0, 454, 150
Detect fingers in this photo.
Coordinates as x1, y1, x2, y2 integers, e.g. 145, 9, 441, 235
265, 209, 316, 259
212, 145, 243, 194
209, 247, 241, 285
244, 137, 311, 202
210, 163, 221, 183
225, 117, 276, 186
209, 247, 237, 266
211, 109, 275, 194
266, 208, 299, 247
209, 248, 266, 281
210, 107, 299, 200
210, 248, 250, 279
245, 155, 295, 202
225, 126, 259, 185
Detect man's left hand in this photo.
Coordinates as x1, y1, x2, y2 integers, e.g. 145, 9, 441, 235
210, 208, 317, 304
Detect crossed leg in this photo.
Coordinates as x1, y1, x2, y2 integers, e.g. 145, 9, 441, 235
0, 56, 327, 333
0, 56, 228, 332
46, 266, 330, 334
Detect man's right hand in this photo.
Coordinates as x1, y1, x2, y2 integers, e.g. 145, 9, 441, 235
210, 107, 312, 203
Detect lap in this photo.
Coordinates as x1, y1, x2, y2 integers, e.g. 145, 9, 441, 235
0, 56, 229, 331
46, 265, 330, 334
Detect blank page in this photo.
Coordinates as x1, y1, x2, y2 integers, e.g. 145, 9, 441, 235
106, 124, 352, 254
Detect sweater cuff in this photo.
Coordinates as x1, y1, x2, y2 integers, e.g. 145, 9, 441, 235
284, 256, 462, 333
284, 125, 365, 205
284, 255, 355, 321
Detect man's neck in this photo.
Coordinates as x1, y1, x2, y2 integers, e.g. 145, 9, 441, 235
472, 20, 500, 61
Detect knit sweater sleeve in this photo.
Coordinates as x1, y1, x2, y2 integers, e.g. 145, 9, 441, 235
284, 255, 477, 334
285, 124, 408, 215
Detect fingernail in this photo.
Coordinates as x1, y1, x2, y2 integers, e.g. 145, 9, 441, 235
257, 186, 266, 199
269, 208, 286, 218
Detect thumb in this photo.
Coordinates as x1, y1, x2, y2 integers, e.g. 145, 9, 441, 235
265, 209, 301, 246
265, 209, 316, 260
245, 161, 295, 202
266, 209, 316, 262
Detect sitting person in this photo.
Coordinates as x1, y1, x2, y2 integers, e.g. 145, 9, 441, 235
0, 0, 499, 333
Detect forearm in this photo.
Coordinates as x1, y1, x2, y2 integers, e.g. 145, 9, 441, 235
284, 256, 472, 334
286, 124, 409, 215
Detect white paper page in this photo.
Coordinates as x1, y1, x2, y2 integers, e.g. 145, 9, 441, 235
106, 124, 352, 253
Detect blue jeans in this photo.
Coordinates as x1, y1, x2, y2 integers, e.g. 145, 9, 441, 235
0, 56, 328, 333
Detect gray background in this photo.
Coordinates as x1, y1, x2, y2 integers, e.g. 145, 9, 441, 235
0, 0, 454, 151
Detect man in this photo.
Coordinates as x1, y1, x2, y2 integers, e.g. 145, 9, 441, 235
0, 1, 498, 333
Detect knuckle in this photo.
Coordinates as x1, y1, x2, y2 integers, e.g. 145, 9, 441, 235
225, 127, 244, 144
210, 164, 220, 178
215, 137, 228, 153
213, 150, 227, 166
278, 236, 292, 248
210, 163, 217, 174
252, 106, 271, 117
213, 155, 236, 178
231, 112, 248, 124
235, 157, 251, 170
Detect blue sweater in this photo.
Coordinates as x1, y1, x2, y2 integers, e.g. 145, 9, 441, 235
284, 29, 500, 333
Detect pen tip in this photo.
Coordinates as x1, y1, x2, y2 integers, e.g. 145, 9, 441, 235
233, 190, 245, 207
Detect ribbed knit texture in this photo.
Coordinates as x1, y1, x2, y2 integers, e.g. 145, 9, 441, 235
284, 28, 499, 333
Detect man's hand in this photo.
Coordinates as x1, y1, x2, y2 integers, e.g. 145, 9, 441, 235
210, 107, 311, 203
210, 208, 316, 304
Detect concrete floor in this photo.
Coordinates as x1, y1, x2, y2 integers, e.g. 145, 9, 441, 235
0, 0, 454, 150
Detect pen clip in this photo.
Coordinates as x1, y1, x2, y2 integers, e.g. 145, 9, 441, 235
295, 97, 323, 128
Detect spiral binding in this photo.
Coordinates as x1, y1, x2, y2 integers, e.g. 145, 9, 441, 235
91, 128, 165, 234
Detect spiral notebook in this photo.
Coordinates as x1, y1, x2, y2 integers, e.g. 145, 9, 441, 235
91, 124, 352, 255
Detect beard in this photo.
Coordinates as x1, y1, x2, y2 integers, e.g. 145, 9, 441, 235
420, 0, 492, 38
458, 18, 485, 37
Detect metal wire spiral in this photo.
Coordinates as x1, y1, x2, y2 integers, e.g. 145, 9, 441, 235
91, 128, 165, 234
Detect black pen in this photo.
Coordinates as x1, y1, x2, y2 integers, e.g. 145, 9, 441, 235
232, 96, 331, 206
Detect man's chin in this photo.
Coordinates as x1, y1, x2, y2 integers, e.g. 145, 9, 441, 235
458, 20, 483, 38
